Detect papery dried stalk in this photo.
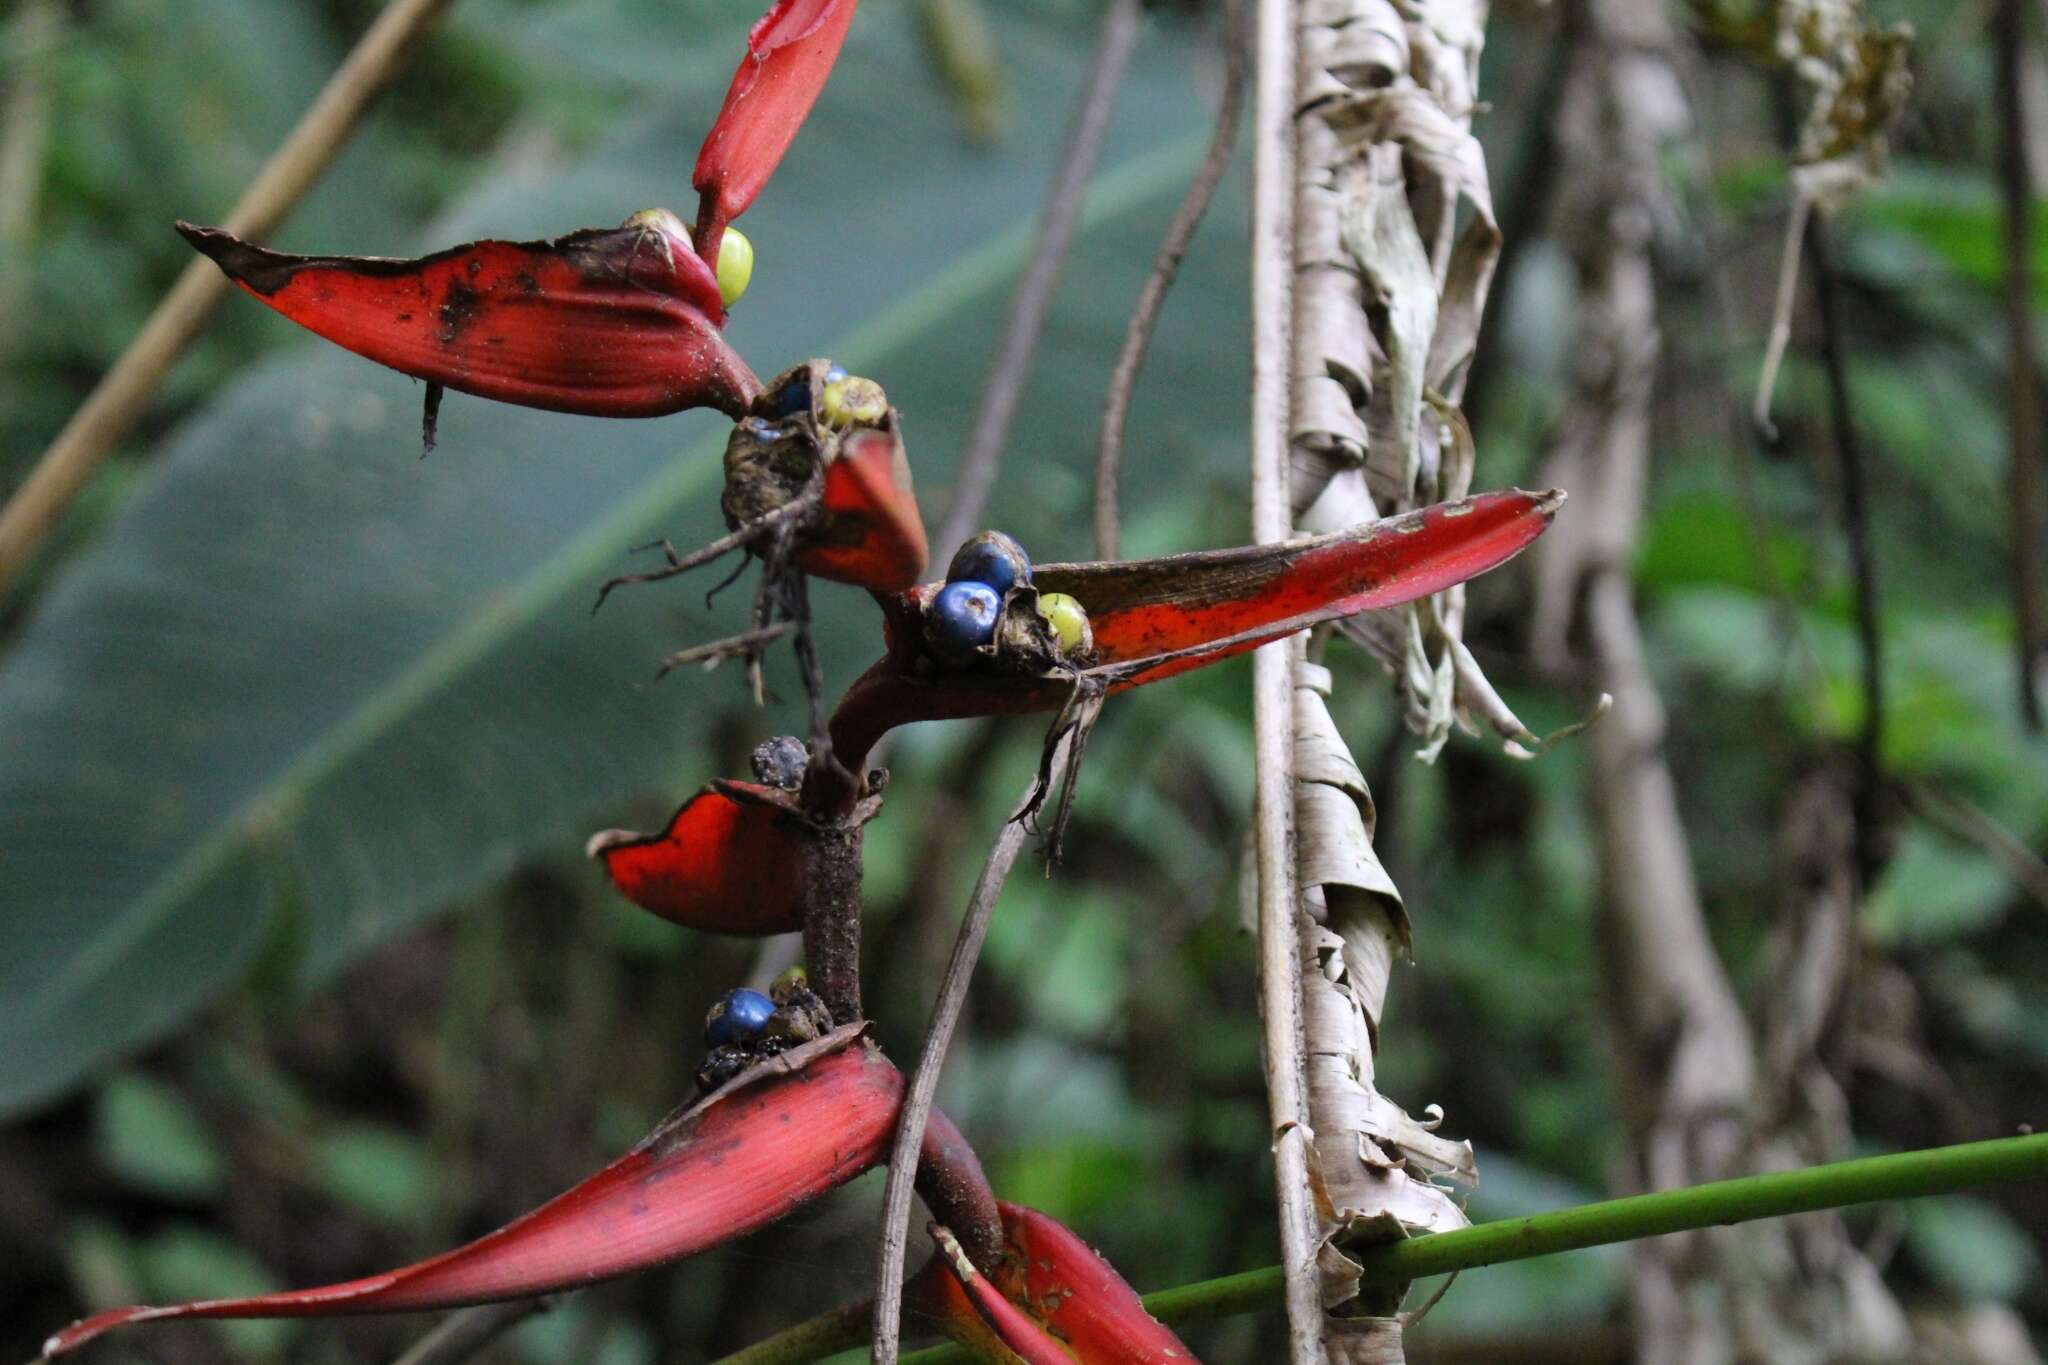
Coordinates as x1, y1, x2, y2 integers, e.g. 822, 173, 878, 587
1273, 2, 1512, 1358
1294, 660, 1474, 1331
1293, 0, 1551, 762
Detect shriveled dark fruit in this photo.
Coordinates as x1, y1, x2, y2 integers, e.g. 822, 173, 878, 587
751, 735, 809, 790
695, 1043, 756, 1094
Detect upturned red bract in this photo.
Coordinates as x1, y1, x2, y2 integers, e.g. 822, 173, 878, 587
44, 1030, 896, 1357
829, 489, 1565, 770
180, 217, 761, 418
586, 780, 806, 936
692, 0, 860, 267
795, 426, 928, 592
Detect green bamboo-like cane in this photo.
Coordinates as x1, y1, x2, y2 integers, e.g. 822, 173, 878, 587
743, 1134, 2048, 1365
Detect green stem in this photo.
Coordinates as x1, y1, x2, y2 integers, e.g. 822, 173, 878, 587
872, 1134, 2048, 1365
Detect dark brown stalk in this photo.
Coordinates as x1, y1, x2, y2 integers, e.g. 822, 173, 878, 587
1996, 0, 2046, 728
930, 0, 1144, 568
868, 742, 1074, 1364
1093, 0, 1246, 560
799, 817, 866, 1025
1803, 217, 1885, 881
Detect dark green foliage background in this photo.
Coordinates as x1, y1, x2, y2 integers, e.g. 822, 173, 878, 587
0, 0, 2041, 1360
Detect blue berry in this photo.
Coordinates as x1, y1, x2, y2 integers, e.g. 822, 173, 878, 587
929, 580, 1002, 659
773, 377, 811, 418
705, 987, 776, 1048
946, 531, 1031, 597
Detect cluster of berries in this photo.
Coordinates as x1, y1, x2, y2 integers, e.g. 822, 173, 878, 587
925, 531, 1093, 672
696, 968, 835, 1094
769, 361, 887, 429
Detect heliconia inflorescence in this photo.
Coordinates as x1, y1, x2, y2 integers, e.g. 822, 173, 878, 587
182, 0, 864, 431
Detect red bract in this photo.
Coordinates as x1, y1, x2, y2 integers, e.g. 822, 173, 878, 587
794, 425, 928, 592
829, 489, 1564, 770
693, 0, 860, 267
931, 1223, 1075, 1365
586, 780, 806, 936
180, 215, 761, 419
990, 1204, 1194, 1364
44, 1031, 933, 1358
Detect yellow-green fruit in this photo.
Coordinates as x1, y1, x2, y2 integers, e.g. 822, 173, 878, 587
1037, 592, 1090, 655
715, 226, 754, 307
819, 375, 888, 427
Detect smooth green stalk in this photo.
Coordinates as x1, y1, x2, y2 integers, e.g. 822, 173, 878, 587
858, 1135, 2047, 1365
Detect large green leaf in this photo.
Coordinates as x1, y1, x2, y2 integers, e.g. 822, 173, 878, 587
0, 6, 1252, 1115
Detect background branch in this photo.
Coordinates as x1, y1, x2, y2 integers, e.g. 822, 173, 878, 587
0, 0, 462, 593
929, 0, 1143, 569
868, 741, 1075, 1365
1093, 0, 1246, 561
1996, 0, 2046, 729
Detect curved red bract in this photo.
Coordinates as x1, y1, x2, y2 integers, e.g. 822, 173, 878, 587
181, 220, 761, 419
44, 1034, 898, 1358
829, 489, 1564, 771
693, 0, 861, 265
918, 1202, 1201, 1364
588, 782, 805, 936
933, 1223, 1075, 1365
795, 427, 929, 593
993, 1204, 1195, 1364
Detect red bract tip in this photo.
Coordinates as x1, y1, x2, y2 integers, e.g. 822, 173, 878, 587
692, 0, 860, 265
931, 1223, 1076, 1365
991, 1204, 1195, 1364
586, 779, 806, 936
180, 216, 761, 420
829, 489, 1566, 771
916, 1203, 1201, 1364
44, 1030, 896, 1358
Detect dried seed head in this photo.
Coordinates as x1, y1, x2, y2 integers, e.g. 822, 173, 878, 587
722, 415, 819, 529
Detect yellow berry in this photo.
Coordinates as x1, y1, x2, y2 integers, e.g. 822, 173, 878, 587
715, 226, 754, 308
1037, 592, 1091, 655
819, 375, 888, 428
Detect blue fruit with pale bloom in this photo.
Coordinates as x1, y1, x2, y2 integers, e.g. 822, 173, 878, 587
705, 988, 776, 1047
946, 531, 1031, 597
929, 581, 1002, 659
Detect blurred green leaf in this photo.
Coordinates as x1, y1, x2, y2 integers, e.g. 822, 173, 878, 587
312, 1122, 432, 1228
1852, 161, 2048, 307
1905, 1195, 2042, 1303
134, 1224, 298, 1356
0, 7, 1252, 1116
1865, 826, 2013, 946
92, 1071, 225, 1203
